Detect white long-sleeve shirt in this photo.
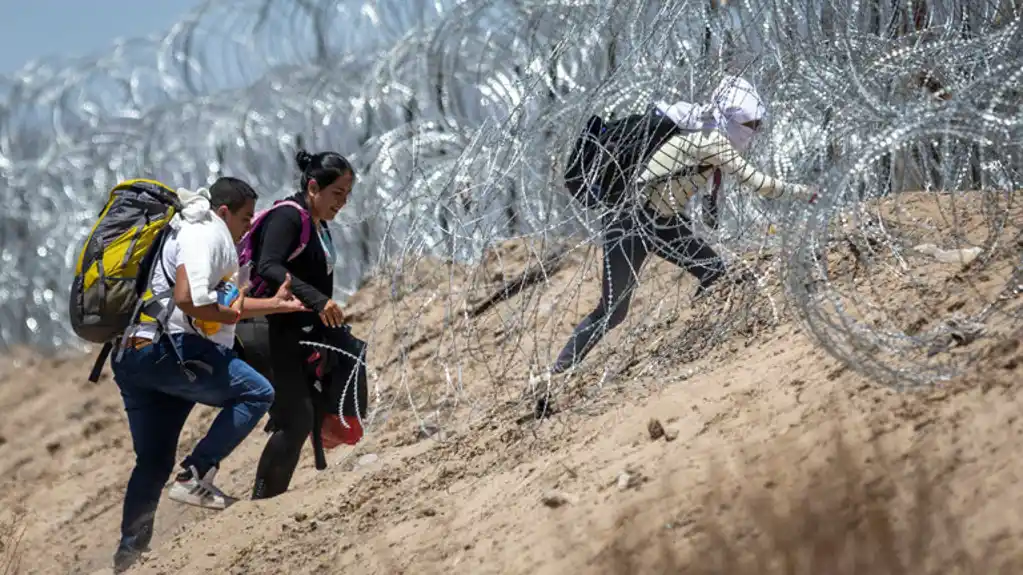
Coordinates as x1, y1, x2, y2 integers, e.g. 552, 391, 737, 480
637, 129, 812, 217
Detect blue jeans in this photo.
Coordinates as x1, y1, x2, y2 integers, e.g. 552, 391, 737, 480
111, 332, 274, 554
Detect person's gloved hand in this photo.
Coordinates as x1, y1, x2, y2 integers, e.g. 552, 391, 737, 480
807, 185, 821, 205
791, 185, 820, 205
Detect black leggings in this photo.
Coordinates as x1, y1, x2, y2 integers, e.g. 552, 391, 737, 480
552, 205, 725, 373
245, 320, 316, 500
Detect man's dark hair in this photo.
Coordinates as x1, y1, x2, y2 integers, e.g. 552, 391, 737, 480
209, 176, 258, 212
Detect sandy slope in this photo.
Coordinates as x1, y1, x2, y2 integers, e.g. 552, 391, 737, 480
1, 191, 1020, 574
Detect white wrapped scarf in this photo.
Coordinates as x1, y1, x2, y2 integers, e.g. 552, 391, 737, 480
654, 75, 767, 151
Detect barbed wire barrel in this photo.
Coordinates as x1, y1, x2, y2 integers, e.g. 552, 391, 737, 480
0, 0, 1018, 408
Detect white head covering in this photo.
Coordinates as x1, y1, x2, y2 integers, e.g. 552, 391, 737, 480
173, 186, 214, 225
654, 75, 767, 151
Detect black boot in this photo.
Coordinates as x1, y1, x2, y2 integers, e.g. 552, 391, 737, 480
113, 522, 153, 574
694, 266, 726, 298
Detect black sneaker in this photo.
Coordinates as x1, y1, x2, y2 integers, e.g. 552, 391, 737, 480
694, 269, 725, 298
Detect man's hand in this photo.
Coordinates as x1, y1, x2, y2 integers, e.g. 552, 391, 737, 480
274, 273, 295, 301
320, 299, 345, 328
273, 274, 308, 313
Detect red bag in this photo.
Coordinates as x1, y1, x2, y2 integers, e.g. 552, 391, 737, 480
320, 415, 363, 448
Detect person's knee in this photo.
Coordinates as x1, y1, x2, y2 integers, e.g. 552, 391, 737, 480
234, 361, 276, 408
253, 372, 275, 402
247, 374, 275, 412
291, 404, 315, 438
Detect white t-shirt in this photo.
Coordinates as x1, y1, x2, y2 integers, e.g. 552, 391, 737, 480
132, 216, 241, 349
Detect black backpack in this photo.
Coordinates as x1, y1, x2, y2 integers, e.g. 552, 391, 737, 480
564, 106, 683, 209
257, 324, 370, 470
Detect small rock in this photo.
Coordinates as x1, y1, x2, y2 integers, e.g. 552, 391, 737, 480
0, 435, 7, 447
617, 471, 642, 491
913, 243, 982, 265
421, 508, 437, 517
416, 423, 442, 441
293, 512, 308, 522
541, 490, 574, 508
357, 453, 379, 467
647, 418, 665, 441
46, 441, 61, 455
664, 428, 679, 442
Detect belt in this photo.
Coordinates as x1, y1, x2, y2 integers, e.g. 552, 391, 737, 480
121, 337, 154, 350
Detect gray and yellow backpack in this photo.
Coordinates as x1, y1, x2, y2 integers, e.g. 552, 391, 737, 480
68, 179, 182, 382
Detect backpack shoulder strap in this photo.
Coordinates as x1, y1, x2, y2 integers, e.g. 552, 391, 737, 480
270, 200, 312, 262
88, 342, 115, 383
240, 199, 312, 263
111, 228, 177, 367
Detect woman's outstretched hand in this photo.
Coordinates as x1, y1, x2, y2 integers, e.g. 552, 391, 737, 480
320, 299, 345, 328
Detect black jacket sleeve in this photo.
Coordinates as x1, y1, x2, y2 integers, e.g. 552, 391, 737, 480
255, 208, 331, 313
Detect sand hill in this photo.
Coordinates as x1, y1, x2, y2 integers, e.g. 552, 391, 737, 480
1, 191, 1021, 574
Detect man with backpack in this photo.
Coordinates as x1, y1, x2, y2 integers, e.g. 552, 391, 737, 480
105, 177, 307, 573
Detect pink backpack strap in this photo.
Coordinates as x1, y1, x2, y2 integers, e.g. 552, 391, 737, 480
237, 199, 312, 297
274, 200, 312, 261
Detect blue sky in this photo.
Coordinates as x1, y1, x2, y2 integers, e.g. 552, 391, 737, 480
0, 1, 205, 75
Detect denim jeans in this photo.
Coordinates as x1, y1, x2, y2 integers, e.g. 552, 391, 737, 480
111, 332, 274, 554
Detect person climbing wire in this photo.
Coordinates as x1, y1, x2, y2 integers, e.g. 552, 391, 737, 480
536, 75, 818, 400
243, 148, 364, 501
110, 177, 307, 573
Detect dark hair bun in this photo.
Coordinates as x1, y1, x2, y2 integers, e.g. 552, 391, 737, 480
295, 149, 313, 172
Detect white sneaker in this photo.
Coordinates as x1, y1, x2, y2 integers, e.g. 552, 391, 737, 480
167, 465, 235, 510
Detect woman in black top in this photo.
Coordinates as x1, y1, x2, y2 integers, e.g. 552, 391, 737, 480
249, 148, 355, 500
